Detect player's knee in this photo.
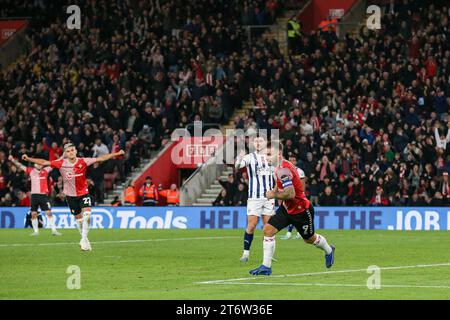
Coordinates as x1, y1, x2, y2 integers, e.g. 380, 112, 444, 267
247, 224, 257, 233
263, 224, 276, 237
304, 234, 316, 244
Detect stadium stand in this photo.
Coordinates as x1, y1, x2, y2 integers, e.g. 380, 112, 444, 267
0, 0, 286, 206
218, 0, 449, 207
0, 0, 449, 207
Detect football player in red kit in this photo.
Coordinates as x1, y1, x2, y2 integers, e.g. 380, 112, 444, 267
8, 155, 61, 236
23, 142, 124, 251
249, 142, 335, 275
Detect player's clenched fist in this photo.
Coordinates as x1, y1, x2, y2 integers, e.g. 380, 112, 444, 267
22, 154, 29, 161
266, 189, 275, 199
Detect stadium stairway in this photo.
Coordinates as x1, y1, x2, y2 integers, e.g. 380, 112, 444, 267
276, 10, 299, 57
101, 8, 300, 206
191, 166, 235, 206
220, 9, 299, 135
199, 9, 299, 205
100, 152, 154, 205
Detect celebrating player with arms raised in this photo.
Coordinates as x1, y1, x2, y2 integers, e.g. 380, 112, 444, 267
8, 155, 61, 236
22, 142, 124, 251
249, 142, 335, 276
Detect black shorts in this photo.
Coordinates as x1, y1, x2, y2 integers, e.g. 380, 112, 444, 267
268, 204, 315, 240
30, 194, 51, 212
66, 194, 93, 216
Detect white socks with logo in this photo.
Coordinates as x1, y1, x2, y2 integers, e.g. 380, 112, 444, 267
313, 234, 332, 254
263, 236, 276, 267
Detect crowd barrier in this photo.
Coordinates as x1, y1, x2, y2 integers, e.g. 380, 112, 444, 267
0, 206, 449, 230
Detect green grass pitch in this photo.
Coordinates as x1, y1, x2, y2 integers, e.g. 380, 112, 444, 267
0, 228, 449, 299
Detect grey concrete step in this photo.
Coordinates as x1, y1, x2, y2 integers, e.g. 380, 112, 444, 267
204, 189, 221, 194
196, 198, 217, 202
200, 194, 219, 199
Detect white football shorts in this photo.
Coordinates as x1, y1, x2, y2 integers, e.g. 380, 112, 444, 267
246, 198, 275, 217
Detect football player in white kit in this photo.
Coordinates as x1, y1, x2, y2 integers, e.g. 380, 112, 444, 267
235, 136, 275, 262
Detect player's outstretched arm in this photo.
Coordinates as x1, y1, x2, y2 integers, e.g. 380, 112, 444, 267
22, 154, 51, 166
8, 155, 27, 172
95, 150, 125, 163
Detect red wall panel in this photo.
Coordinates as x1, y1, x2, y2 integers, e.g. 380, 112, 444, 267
0, 20, 28, 45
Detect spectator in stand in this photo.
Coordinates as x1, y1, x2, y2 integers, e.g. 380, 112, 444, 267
218, 174, 237, 201
232, 183, 248, 206
92, 138, 110, 158
213, 189, 232, 206
439, 172, 450, 202
139, 176, 159, 206
307, 178, 320, 206
138, 125, 154, 158
17, 190, 30, 207
335, 174, 349, 205
408, 192, 426, 206
369, 186, 390, 206
319, 186, 338, 206
0, 169, 7, 197
124, 181, 137, 206
43, 141, 62, 162
159, 184, 180, 206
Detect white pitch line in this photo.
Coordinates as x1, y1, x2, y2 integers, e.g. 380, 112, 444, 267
0, 236, 240, 248
195, 262, 450, 284
207, 282, 450, 289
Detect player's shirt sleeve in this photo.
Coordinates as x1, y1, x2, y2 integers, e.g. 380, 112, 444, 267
44, 166, 52, 173
83, 158, 97, 166
50, 159, 64, 169
277, 167, 293, 188
26, 167, 33, 175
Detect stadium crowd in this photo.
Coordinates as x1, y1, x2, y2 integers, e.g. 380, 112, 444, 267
1, 0, 449, 207
216, 0, 450, 207
0, 0, 284, 206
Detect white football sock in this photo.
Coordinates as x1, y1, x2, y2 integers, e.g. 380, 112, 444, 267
263, 236, 276, 267
313, 234, 332, 254
76, 218, 83, 235
242, 249, 250, 257
81, 212, 90, 241
31, 218, 39, 233
47, 215, 57, 232
285, 231, 292, 237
